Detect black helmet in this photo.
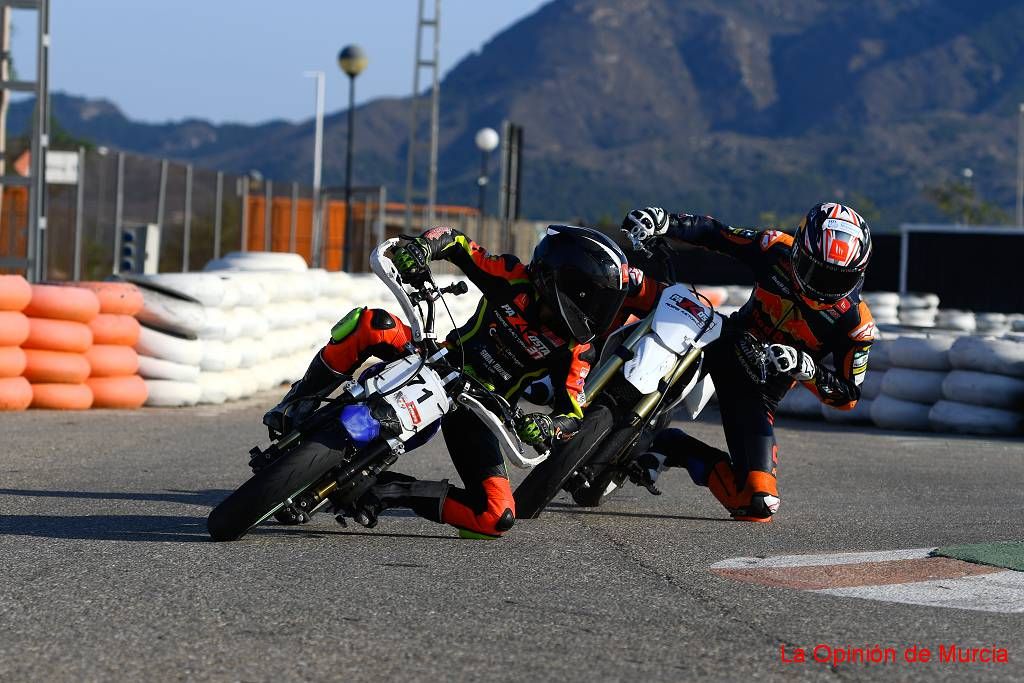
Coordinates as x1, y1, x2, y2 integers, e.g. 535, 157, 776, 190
530, 225, 629, 344
791, 202, 872, 304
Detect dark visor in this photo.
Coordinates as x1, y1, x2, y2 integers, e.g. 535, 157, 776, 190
793, 247, 862, 302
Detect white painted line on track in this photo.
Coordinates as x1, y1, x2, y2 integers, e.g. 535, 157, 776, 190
710, 548, 936, 570
816, 570, 1024, 613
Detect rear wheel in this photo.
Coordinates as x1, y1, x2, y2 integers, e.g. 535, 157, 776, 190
514, 405, 614, 519
208, 441, 344, 541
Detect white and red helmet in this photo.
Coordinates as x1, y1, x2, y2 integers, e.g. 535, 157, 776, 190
791, 202, 872, 303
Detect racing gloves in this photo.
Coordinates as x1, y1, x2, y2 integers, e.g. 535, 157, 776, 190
621, 207, 669, 242
768, 343, 816, 381
515, 412, 554, 447
392, 238, 431, 282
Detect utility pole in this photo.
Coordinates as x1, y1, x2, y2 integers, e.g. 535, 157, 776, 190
0, 6, 10, 229
1017, 102, 1023, 228
404, 0, 441, 231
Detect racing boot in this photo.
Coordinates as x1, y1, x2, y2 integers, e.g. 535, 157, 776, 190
729, 471, 780, 523
345, 472, 449, 528
627, 451, 667, 495
263, 351, 348, 434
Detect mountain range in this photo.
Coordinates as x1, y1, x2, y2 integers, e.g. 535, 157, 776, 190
10, 0, 1024, 228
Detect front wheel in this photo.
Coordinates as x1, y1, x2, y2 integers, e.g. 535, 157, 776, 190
208, 441, 344, 542
513, 405, 614, 519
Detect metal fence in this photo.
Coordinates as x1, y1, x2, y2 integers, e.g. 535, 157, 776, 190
0, 147, 544, 280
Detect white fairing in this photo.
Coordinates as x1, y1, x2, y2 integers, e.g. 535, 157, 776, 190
370, 238, 426, 341
456, 394, 549, 469
623, 335, 677, 394
651, 285, 722, 353
363, 356, 451, 442
622, 285, 723, 395
681, 374, 716, 419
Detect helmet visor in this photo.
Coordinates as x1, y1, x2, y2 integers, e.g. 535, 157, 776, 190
792, 247, 862, 303
552, 270, 628, 343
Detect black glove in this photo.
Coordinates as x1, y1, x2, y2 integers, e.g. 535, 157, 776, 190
515, 412, 554, 447
392, 238, 431, 282
768, 343, 816, 381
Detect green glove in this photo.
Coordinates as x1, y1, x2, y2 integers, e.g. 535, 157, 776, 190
515, 412, 554, 447
392, 238, 430, 278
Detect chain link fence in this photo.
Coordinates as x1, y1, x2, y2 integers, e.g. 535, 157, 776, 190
2, 147, 544, 280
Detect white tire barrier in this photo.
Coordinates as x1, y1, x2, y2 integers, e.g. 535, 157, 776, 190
860, 371, 884, 400
196, 372, 230, 404
125, 273, 226, 308
137, 355, 201, 382
929, 400, 1023, 436
881, 368, 946, 404
941, 370, 1024, 411
898, 310, 937, 327
948, 336, 1024, 378
870, 341, 891, 371
870, 395, 932, 431
777, 387, 822, 418
887, 335, 954, 371
935, 310, 976, 333
204, 250, 308, 273
143, 379, 202, 407
899, 292, 940, 310
135, 287, 207, 338
134, 326, 204, 367
862, 291, 900, 309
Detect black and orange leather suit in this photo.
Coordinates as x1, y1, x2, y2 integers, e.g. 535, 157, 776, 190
646, 214, 875, 520
320, 226, 593, 537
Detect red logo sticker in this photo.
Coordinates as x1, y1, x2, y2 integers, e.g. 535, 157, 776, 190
828, 239, 849, 262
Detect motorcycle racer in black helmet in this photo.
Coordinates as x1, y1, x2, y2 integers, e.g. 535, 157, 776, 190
621, 202, 875, 522
262, 223, 629, 538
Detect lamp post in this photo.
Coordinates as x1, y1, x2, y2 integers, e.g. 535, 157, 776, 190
338, 44, 367, 271
1016, 102, 1023, 228
304, 70, 325, 265
961, 167, 973, 227
474, 127, 499, 234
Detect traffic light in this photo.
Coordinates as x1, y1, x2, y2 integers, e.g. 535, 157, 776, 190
120, 223, 160, 274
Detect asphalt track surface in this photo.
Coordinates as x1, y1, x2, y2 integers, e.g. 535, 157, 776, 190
1, 395, 1022, 682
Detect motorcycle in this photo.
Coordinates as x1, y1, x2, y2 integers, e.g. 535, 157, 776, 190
513, 231, 723, 518
207, 238, 549, 542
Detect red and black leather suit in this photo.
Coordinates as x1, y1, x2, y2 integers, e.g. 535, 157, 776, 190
320, 226, 593, 537
643, 214, 876, 521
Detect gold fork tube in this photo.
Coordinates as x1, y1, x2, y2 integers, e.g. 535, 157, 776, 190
581, 317, 653, 408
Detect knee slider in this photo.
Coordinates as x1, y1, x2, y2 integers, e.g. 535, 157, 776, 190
370, 308, 397, 330
330, 307, 366, 344
495, 508, 515, 532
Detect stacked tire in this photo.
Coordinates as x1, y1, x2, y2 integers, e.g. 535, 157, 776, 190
77, 282, 148, 409
897, 292, 939, 328
932, 336, 1024, 436
869, 334, 954, 431
21, 284, 100, 410
0, 275, 32, 410
862, 292, 900, 326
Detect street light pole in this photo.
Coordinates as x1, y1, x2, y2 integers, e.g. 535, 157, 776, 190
304, 71, 325, 265
1016, 102, 1023, 228
338, 45, 367, 272
474, 127, 499, 235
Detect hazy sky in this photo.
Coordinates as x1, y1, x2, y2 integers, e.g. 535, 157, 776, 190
9, 1, 550, 124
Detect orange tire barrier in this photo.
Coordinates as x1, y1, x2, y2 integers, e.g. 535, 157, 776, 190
0, 346, 27, 378
23, 349, 91, 384
0, 376, 32, 410
22, 318, 93, 353
73, 281, 144, 316
694, 287, 727, 308
24, 284, 100, 323
30, 382, 93, 410
85, 344, 139, 377
86, 375, 147, 409
0, 274, 32, 311
89, 314, 141, 346
0, 311, 29, 346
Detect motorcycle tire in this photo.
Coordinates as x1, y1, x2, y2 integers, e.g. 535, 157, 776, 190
571, 411, 672, 508
513, 405, 614, 519
207, 440, 343, 541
